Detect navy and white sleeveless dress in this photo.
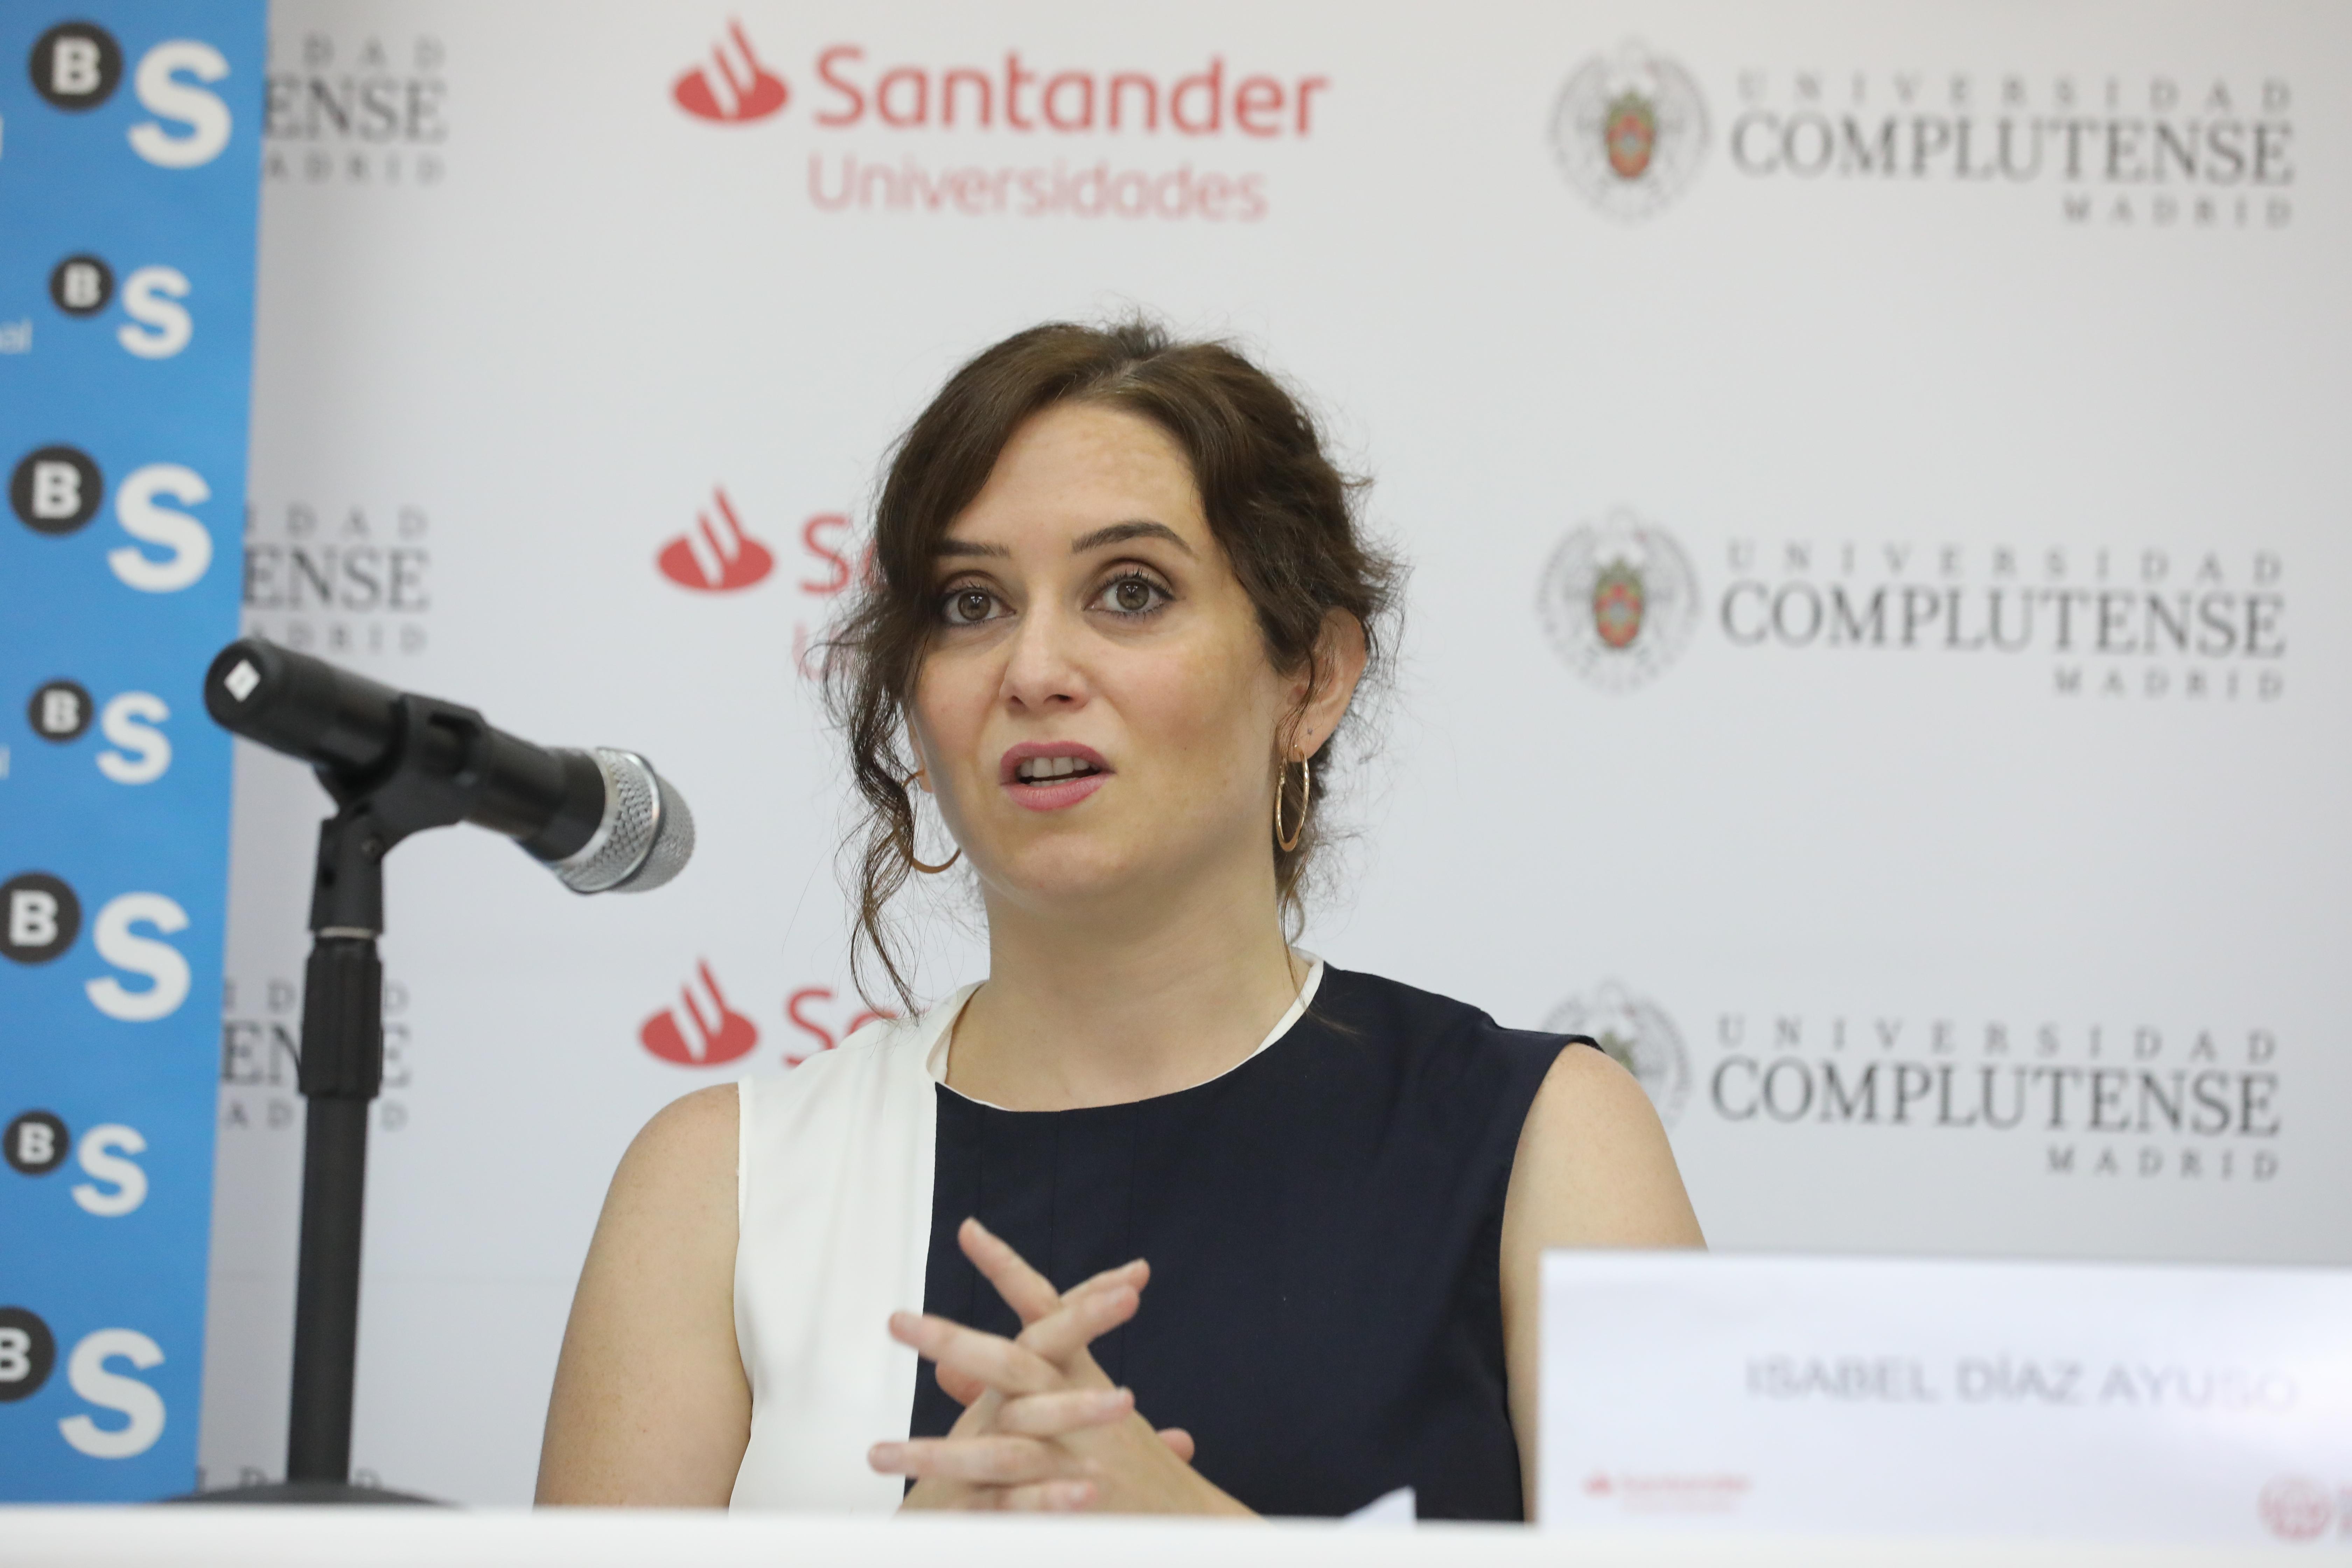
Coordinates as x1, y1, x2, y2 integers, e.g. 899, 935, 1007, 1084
728, 959, 1583, 1520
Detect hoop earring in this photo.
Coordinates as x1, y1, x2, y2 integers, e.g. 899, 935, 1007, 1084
1273, 748, 1310, 854
902, 775, 962, 875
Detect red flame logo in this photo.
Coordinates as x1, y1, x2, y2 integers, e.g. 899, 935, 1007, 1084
673, 21, 788, 123
658, 487, 774, 592
2259, 1477, 2337, 1541
640, 961, 761, 1066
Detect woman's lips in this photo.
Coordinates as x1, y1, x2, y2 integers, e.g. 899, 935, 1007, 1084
999, 743, 1113, 812
1005, 771, 1108, 812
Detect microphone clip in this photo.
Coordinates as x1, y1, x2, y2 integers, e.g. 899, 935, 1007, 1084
306, 693, 493, 939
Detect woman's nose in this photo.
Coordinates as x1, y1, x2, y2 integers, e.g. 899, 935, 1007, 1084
999, 602, 1090, 711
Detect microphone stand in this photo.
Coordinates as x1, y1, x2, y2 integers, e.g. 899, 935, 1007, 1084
178, 695, 497, 1505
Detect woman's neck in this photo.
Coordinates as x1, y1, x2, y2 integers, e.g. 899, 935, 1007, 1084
945, 857, 1309, 1112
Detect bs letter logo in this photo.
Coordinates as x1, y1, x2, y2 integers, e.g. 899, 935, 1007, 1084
27, 679, 174, 784
1, 873, 192, 1019
29, 22, 124, 110
1, 873, 81, 965
127, 40, 234, 168
28, 22, 235, 168
9, 448, 215, 592
46, 254, 196, 359
9, 446, 104, 537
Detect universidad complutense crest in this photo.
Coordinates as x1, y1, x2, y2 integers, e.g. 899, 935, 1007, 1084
1603, 90, 1658, 180
1590, 558, 1646, 650
1535, 509, 1700, 691
1549, 42, 1709, 219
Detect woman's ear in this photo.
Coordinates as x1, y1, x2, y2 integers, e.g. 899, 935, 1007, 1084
1297, 610, 1369, 755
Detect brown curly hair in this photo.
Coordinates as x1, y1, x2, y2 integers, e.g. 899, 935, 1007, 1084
824, 318, 1400, 1010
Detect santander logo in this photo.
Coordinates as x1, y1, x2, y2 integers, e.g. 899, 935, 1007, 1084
641, 960, 761, 1066
674, 20, 789, 123
658, 487, 775, 592
670, 31, 1329, 140
653, 492, 862, 682
637, 968, 896, 1069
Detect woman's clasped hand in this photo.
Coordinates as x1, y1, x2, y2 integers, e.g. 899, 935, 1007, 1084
868, 1218, 1251, 1514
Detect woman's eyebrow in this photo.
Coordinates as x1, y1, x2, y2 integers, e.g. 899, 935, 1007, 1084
1071, 519, 1194, 556
935, 538, 1012, 559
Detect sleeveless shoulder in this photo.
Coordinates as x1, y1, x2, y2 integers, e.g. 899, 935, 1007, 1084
1306, 966, 1583, 1112
1309, 965, 1571, 1050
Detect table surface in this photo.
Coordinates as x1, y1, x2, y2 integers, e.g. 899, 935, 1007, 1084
0, 1507, 2283, 1567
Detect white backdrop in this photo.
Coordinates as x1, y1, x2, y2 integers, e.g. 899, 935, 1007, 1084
202, 0, 2352, 1504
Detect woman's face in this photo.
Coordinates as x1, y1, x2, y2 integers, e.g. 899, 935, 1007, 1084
908, 402, 1306, 916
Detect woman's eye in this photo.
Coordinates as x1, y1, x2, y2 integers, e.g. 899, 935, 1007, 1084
1095, 575, 1169, 617
943, 587, 999, 624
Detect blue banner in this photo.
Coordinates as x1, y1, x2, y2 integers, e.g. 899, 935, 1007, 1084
0, 0, 263, 1502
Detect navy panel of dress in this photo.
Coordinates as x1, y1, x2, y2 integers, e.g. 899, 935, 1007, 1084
909, 965, 1586, 1520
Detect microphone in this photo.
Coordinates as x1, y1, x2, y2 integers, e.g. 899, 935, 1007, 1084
201, 638, 693, 894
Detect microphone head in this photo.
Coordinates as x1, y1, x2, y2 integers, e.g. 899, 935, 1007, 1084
545, 749, 695, 894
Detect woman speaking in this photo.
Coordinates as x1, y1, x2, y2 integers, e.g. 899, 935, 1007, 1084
535, 320, 1703, 1519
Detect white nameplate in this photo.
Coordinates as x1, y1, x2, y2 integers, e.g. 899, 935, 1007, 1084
1540, 1252, 2352, 1546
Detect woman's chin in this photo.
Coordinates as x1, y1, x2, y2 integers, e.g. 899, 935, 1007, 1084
979, 839, 1180, 914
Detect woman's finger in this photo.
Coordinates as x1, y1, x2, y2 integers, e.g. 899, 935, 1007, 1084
992, 1386, 1135, 1437
890, 1311, 1071, 1398
1157, 1426, 1196, 1463
867, 1435, 1096, 1486
935, 1362, 987, 1408
996, 1478, 1098, 1513
937, 1278, 1143, 1416
960, 1219, 1149, 1327
958, 1218, 1061, 1322
1017, 1279, 1141, 1366
1063, 1257, 1152, 1304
